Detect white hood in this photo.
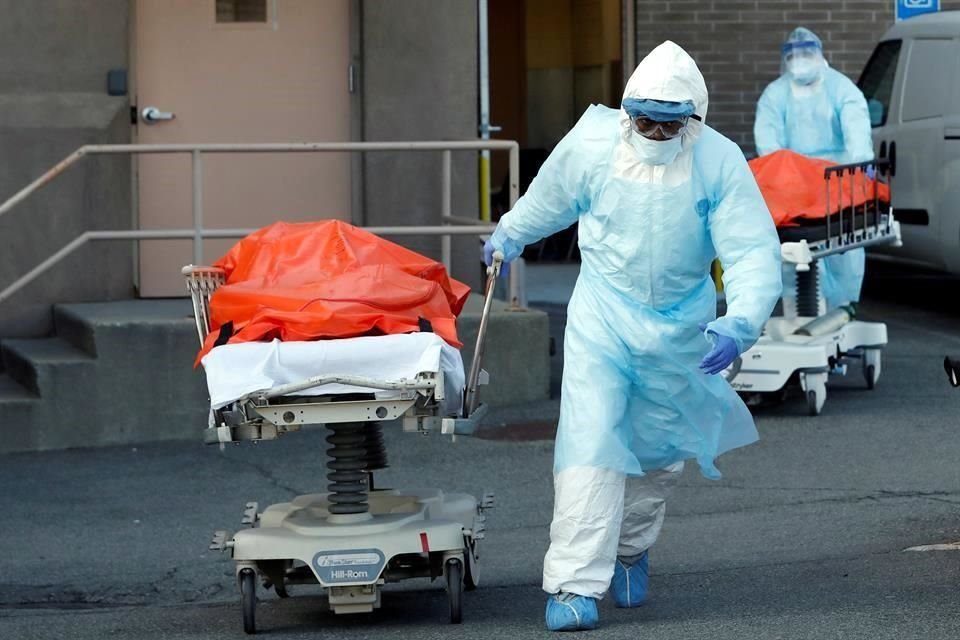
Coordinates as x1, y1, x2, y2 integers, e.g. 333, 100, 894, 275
619, 41, 709, 150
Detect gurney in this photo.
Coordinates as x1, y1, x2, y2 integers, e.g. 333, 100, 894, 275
726, 157, 902, 415
183, 249, 504, 634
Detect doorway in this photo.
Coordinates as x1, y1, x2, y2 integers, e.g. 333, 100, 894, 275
488, 0, 624, 262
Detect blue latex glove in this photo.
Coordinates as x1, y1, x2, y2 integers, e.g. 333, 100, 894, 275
699, 326, 739, 375
865, 164, 877, 180
483, 238, 510, 279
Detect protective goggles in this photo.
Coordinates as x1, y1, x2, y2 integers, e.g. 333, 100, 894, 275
622, 98, 699, 139
632, 115, 690, 139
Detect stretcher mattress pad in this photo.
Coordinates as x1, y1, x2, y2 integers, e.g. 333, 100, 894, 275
202, 332, 465, 414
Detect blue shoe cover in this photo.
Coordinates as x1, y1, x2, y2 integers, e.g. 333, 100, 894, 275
610, 551, 649, 608
545, 593, 599, 632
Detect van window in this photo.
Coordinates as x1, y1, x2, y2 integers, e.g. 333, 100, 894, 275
901, 39, 955, 122
858, 40, 901, 127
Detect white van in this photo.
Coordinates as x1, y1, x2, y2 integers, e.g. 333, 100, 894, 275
858, 11, 960, 272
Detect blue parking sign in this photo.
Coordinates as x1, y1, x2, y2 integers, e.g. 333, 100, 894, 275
896, 0, 940, 21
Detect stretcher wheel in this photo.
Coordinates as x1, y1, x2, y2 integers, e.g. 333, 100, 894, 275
240, 568, 257, 634
806, 390, 821, 416
445, 558, 463, 624
464, 537, 479, 592
274, 584, 289, 598
865, 364, 877, 391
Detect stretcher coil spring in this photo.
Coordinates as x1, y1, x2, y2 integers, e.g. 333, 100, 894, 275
796, 262, 820, 317
326, 424, 370, 514
362, 422, 389, 472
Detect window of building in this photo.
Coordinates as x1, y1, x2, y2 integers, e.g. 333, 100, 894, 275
216, 0, 268, 23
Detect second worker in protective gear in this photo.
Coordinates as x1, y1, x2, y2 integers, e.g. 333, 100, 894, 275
485, 41, 782, 632
754, 26, 874, 313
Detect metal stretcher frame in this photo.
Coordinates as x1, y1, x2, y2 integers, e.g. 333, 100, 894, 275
182, 254, 503, 444
779, 159, 901, 275
813, 159, 895, 258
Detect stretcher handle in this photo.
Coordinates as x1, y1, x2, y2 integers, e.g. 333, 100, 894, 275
464, 251, 503, 417
182, 265, 226, 347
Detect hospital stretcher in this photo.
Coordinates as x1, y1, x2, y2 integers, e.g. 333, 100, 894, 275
182, 253, 504, 634
727, 160, 901, 415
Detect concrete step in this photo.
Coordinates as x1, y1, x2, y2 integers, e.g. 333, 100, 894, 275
0, 372, 39, 452
54, 299, 197, 357
0, 337, 94, 395
0, 372, 38, 403
53, 306, 98, 356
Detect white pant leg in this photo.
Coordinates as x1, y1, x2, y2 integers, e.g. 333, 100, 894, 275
542, 466, 626, 599
617, 461, 684, 559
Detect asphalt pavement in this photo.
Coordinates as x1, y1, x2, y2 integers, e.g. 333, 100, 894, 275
1, 261, 959, 639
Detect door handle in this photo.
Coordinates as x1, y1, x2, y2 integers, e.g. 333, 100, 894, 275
141, 106, 176, 124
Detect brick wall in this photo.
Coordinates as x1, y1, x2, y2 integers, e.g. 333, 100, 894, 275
635, 1, 960, 154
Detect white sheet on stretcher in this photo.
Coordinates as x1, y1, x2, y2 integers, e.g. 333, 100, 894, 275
201, 333, 465, 414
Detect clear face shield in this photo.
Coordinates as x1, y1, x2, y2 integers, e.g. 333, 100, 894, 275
782, 41, 825, 85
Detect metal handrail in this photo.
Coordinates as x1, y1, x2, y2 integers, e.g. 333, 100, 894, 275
0, 140, 522, 306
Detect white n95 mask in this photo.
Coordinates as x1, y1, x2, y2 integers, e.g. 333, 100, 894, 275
627, 134, 683, 166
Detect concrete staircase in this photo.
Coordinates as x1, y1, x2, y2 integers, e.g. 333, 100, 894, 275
0, 296, 550, 454
0, 300, 209, 453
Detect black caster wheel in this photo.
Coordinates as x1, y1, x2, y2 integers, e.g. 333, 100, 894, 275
464, 537, 479, 592
445, 558, 463, 624
865, 364, 877, 390
240, 568, 257, 635
806, 390, 821, 416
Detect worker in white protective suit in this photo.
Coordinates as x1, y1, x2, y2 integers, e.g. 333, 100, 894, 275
483, 42, 782, 631
754, 27, 874, 313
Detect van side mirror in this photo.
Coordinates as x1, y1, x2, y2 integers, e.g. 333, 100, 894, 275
867, 99, 884, 127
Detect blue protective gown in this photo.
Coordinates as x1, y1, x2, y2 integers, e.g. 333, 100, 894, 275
521, 39, 784, 605
755, 61, 874, 310
491, 49, 781, 479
